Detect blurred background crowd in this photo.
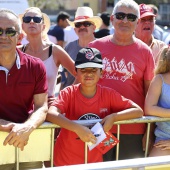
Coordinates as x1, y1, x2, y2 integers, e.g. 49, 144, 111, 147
2, 0, 170, 45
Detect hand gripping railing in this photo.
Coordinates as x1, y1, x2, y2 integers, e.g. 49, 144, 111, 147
74, 116, 170, 162
0, 122, 59, 170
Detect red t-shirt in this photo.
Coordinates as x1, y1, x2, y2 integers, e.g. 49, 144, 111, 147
89, 36, 155, 134
52, 84, 133, 166
0, 49, 47, 123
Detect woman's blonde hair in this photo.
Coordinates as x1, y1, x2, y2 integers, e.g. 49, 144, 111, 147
155, 46, 170, 75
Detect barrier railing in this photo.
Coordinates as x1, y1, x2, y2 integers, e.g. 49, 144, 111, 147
40, 155, 170, 170
1, 116, 170, 170
0, 122, 58, 170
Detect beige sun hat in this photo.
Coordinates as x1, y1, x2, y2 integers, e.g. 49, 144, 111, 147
18, 7, 50, 37
68, 7, 102, 29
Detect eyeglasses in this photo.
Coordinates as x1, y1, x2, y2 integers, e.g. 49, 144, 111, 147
0, 28, 18, 37
114, 12, 138, 22
23, 16, 43, 23
75, 21, 93, 28
140, 18, 155, 23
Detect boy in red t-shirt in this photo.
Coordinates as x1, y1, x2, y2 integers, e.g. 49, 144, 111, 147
46, 47, 143, 166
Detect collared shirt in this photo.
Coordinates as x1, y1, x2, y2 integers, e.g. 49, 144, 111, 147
0, 51, 21, 83
0, 49, 47, 123
150, 35, 166, 64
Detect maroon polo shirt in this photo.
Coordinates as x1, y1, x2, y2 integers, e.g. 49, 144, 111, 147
0, 49, 48, 123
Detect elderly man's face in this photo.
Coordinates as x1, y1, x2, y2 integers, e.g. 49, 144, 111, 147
135, 16, 155, 37
111, 6, 138, 36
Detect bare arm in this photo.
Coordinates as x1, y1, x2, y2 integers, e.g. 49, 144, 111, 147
144, 80, 152, 96
25, 93, 48, 128
145, 75, 170, 117
101, 102, 143, 132
46, 106, 97, 144
3, 93, 48, 150
143, 76, 161, 152
53, 45, 76, 77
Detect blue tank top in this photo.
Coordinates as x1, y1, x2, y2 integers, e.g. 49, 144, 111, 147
155, 74, 170, 138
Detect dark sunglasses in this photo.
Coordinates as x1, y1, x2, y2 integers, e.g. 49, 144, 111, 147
75, 21, 93, 28
23, 16, 43, 23
114, 12, 138, 22
0, 28, 18, 37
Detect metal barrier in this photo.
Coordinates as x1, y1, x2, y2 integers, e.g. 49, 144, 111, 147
0, 122, 58, 170
1, 116, 170, 169
74, 116, 170, 160
35, 155, 170, 170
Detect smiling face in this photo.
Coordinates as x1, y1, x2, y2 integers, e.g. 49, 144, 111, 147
135, 16, 155, 39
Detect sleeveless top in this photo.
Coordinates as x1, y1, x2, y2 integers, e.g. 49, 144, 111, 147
22, 44, 58, 96
155, 74, 170, 139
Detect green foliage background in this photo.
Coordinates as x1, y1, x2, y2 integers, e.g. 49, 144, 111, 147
28, 0, 163, 10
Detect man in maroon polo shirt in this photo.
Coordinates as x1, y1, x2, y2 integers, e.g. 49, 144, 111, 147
0, 9, 48, 169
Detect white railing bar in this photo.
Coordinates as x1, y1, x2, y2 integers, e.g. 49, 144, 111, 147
73, 116, 170, 127
116, 124, 120, 160
50, 128, 55, 167
145, 123, 151, 157
36, 116, 170, 129
85, 142, 88, 164
45, 155, 170, 170
16, 147, 19, 170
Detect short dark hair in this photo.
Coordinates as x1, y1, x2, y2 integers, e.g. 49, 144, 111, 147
57, 11, 70, 23
100, 12, 110, 26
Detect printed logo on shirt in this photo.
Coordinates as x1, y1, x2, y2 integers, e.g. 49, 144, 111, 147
78, 113, 100, 129
78, 113, 100, 120
100, 108, 108, 114
102, 57, 136, 82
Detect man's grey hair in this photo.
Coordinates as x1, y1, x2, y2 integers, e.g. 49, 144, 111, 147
112, 0, 140, 18
0, 8, 22, 34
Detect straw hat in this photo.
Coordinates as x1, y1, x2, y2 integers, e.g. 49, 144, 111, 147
68, 7, 102, 29
18, 7, 50, 36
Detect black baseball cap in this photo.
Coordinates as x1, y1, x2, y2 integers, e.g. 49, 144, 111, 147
75, 48, 103, 69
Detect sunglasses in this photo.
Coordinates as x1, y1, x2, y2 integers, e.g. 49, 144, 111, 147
0, 28, 18, 37
75, 21, 93, 28
114, 12, 138, 22
23, 16, 43, 23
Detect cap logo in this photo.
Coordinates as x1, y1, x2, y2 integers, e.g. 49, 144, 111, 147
85, 51, 94, 60
140, 4, 152, 13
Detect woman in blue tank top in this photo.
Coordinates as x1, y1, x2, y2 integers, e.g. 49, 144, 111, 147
145, 46, 170, 157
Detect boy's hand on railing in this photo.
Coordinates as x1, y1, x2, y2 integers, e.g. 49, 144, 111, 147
101, 114, 115, 132
75, 125, 97, 144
